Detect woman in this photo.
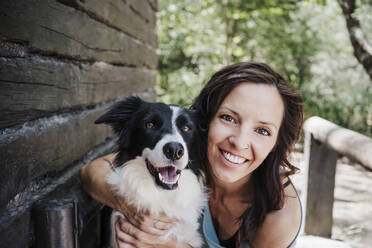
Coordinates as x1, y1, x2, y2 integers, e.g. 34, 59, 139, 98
81, 62, 303, 248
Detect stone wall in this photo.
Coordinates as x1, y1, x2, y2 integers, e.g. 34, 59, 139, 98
0, 0, 157, 247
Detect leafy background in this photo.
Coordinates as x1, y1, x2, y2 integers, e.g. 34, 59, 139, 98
156, 0, 371, 136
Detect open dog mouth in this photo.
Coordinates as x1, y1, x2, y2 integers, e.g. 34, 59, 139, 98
146, 159, 181, 190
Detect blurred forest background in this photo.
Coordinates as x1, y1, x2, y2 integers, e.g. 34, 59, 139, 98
155, 0, 371, 137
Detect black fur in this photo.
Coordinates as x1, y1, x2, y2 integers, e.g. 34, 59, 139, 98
95, 96, 201, 178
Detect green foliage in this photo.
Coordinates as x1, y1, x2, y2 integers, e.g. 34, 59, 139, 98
300, 0, 372, 136
157, 0, 371, 136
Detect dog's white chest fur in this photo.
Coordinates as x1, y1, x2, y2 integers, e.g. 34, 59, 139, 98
108, 156, 206, 247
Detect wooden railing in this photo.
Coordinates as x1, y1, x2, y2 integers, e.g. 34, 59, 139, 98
302, 116, 372, 237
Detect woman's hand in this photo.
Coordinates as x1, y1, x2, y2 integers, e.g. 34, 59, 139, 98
115, 216, 179, 248
114, 197, 177, 236
81, 154, 191, 247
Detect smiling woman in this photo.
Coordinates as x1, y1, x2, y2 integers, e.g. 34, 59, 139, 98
191, 62, 303, 247
80, 62, 304, 248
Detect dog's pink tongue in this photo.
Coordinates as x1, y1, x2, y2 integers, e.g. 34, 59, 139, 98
159, 167, 178, 182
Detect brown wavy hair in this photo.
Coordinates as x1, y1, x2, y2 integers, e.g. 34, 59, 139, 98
190, 62, 303, 245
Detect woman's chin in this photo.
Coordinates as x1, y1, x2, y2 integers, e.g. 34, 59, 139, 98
212, 168, 245, 184
211, 161, 258, 184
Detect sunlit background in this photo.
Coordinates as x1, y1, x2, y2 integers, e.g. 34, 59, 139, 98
155, 0, 371, 137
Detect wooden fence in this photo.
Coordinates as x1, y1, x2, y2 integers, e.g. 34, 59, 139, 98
0, 1, 157, 247
302, 116, 372, 237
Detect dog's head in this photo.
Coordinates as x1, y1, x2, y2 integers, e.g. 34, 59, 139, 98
95, 96, 199, 190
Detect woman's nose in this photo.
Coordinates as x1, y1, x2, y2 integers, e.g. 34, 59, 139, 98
228, 129, 251, 150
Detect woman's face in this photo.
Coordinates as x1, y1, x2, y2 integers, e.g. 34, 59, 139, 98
207, 82, 284, 184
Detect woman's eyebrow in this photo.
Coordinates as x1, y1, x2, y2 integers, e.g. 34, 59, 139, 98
220, 106, 279, 130
259, 121, 278, 130
220, 106, 239, 116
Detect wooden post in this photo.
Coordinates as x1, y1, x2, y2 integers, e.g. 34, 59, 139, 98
301, 116, 372, 238
303, 132, 339, 237
33, 199, 79, 248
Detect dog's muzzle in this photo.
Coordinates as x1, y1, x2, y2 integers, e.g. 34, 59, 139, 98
146, 159, 182, 190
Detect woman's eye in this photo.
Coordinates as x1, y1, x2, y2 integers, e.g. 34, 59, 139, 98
220, 114, 235, 123
257, 128, 271, 136
145, 122, 155, 129
181, 125, 191, 132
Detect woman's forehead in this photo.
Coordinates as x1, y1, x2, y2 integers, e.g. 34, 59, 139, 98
220, 83, 284, 126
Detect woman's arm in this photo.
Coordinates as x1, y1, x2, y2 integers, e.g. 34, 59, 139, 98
80, 153, 120, 210
250, 183, 301, 248
80, 153, 176, 232
80, 154, 193, 247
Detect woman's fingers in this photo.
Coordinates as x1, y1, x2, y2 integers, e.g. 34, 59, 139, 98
118, 218, 172, 245
119, 218, 156, 243
118, 199, 176, 225
151, 220, 174, 231
138, 212, 175, 231
115, 220, 137, 248
116, 218, 181, 248
122, 209, 176, 234
140, 224, 171, 236
154, 212, 179, 225
114, 195, 178, 234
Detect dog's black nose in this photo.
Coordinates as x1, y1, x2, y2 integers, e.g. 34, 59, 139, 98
163, 142, 184, 161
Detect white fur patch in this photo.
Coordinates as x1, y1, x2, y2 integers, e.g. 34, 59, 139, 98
109, 157, 206, 248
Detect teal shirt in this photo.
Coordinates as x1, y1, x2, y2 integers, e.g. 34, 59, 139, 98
201, 183, 303, 248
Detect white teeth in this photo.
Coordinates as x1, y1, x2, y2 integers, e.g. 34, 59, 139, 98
222, 151, 246, 164
158, 173, 180, 184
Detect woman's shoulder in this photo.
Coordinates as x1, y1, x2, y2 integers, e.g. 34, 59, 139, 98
251, 180, 302, 247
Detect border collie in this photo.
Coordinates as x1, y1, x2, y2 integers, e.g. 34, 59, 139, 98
95, 96, 206, 248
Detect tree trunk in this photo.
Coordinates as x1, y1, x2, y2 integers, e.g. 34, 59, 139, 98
337, 0, 372, 80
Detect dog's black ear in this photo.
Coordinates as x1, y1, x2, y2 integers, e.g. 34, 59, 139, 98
95, 96, 144, 134
187, 108, 209, 179
188, 109, 208, 132
187, 109, 199, 120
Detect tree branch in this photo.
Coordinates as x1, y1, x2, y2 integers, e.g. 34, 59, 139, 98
337, 0, 372, 80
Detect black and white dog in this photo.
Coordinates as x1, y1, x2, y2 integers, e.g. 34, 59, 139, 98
95, 96, 206, 248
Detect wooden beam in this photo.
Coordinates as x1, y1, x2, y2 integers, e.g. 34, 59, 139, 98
304, 116, 372, 170
0, 0, 157, 68
58, 0, 157, 47
0, 57, 156, 128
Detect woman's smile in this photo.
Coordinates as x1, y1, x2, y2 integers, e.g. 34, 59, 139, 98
219, 148, 248, 167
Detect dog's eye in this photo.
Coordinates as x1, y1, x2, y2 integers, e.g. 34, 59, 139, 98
145, 122, 155, 129
181, 125, 191, 132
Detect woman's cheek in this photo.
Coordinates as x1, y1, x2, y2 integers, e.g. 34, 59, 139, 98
209, 121, 229, 140
255, 139, 275, 162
